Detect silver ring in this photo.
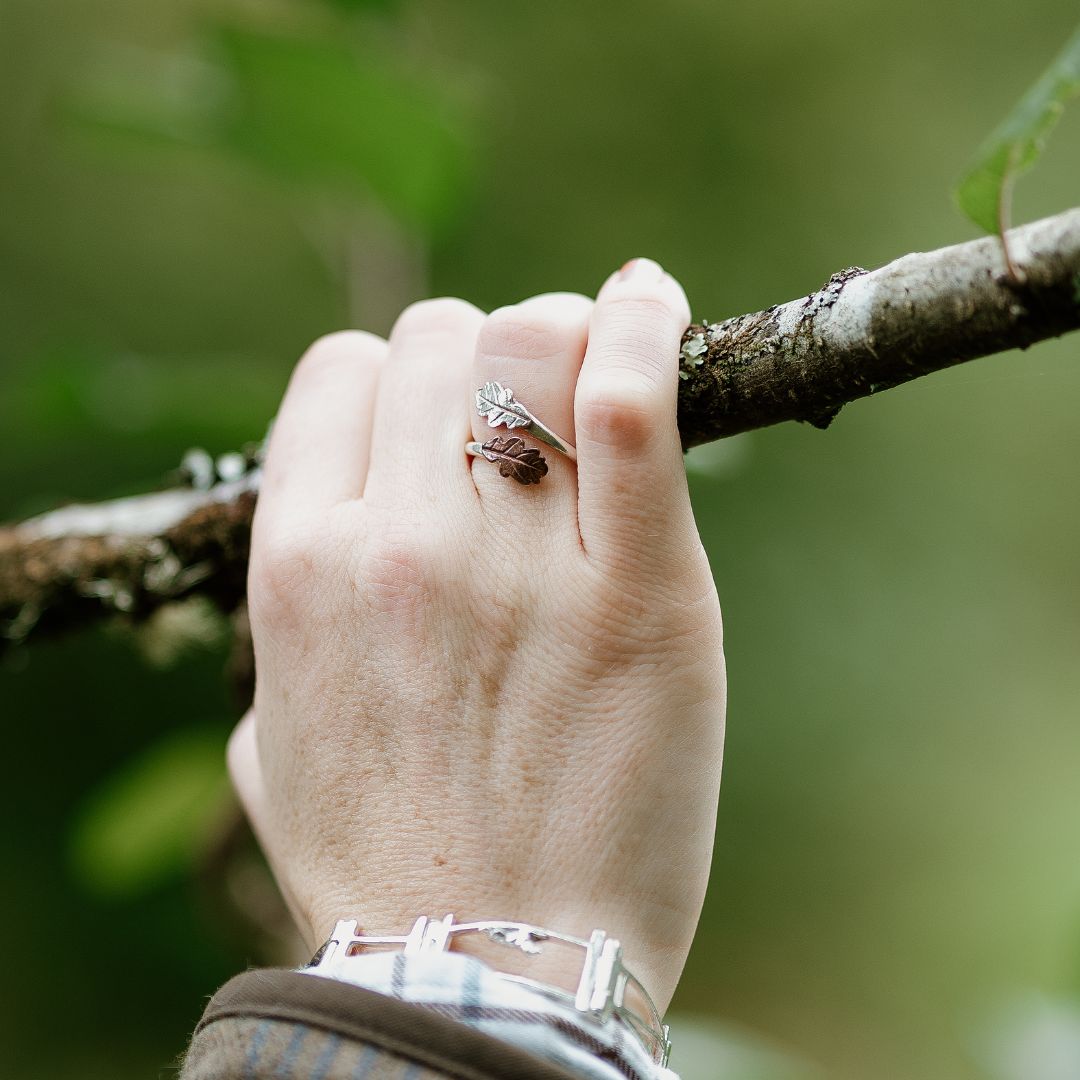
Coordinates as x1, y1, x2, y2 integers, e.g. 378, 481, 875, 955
466, 437, 548, 485
475, 381, 577, 462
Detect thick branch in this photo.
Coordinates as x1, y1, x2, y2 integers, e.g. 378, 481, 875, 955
3, 209, 1079, 648
0, 481, 256, 647
676, 208, 1080, 446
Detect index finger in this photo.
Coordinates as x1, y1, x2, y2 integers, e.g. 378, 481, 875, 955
257, 330, 386, 535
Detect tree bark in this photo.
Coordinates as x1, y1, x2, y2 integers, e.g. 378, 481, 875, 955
3, 209, 1079, 650
676, 208, 1080, 446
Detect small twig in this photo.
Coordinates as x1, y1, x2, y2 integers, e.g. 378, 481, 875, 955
996, 143, 1024, 286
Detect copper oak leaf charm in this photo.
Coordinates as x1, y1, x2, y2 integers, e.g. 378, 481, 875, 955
479, 436, 549, 485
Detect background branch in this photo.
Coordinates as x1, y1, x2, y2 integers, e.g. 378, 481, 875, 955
3, 208, 1079, 650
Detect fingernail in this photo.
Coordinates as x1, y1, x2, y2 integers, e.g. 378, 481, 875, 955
618, 257, 664, 281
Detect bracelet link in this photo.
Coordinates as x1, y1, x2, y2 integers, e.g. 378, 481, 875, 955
575, 929, 623, 1020
402, 914, 455, 955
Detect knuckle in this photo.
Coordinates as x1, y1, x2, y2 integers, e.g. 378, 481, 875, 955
579, 557, 719, 651
602, 292, 687, 339
592, 298, 690, 389
391, 297, 482, 341
576, 375, 661, 451
295, 330, 384, 380
248, 528, 320, 623
593, 336, 667, 390
358, 530, 438, 618
478, 303, 582, 362
519, 291, 593, 313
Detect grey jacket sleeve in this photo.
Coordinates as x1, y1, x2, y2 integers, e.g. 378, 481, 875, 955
180, 968, 585, 1080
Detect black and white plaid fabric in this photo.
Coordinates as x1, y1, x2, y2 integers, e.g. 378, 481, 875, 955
302, 950, 678, 1080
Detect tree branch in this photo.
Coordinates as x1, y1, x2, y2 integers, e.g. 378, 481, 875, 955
676, 208, 1080, 446
3, 209, 1079, 649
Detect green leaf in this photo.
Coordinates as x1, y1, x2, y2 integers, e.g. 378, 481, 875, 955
69, 727, 229, 898
955, 24, 1080, 233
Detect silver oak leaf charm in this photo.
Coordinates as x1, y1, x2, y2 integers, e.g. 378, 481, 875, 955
476, 381, 531, 430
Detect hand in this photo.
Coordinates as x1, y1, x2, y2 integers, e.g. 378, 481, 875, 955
228, 258, 726, 1012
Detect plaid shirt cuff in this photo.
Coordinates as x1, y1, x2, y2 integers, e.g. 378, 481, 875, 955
300, 950, 679, 1080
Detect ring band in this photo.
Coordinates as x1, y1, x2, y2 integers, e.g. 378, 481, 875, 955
475, 381, 577, 462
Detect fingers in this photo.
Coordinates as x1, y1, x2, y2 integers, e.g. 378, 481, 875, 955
257, 331, 387, 533
574, 259, 695, 567
363, 298, 485, 509
470, 293, 592, 521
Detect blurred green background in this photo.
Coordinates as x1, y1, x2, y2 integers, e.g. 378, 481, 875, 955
2, 1, 1080, 1077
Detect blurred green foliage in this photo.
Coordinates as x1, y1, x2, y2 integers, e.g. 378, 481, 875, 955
325, 0, 400, 13
69, 24, 475, 233
956, 22, 1080, 232
70, 725, 229, 897
2, 0, 1080, 1078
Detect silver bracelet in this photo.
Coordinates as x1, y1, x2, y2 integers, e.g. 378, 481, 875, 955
308, 914, 671, 1066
